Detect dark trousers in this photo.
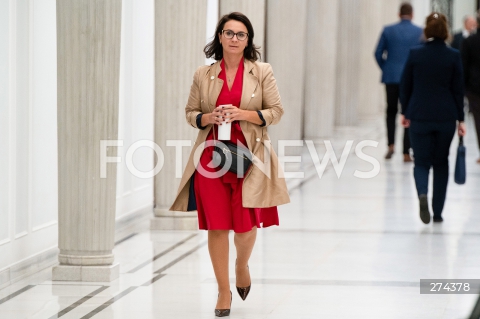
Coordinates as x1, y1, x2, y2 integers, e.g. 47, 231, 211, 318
409, 120, 456, 217
386, 84, 410, 154
466, 91, 480, 151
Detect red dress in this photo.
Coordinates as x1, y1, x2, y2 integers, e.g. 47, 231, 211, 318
194, 58, 279, 233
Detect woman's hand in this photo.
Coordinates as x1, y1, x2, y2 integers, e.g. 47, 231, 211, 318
201, 107, 224, 126
221, 105, 246, 123
401, 115, 410, 128
220, 105, 263, 125
458, 122, 467, 137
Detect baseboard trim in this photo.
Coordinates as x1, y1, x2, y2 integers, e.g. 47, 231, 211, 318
115, 204, 153, 242
0, 246, 58, 290
0, 205, 154, 290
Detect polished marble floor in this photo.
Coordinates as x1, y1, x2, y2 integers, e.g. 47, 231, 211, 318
1, 116, 480, 319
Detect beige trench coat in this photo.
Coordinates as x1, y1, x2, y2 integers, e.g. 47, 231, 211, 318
170, 59, 290, 211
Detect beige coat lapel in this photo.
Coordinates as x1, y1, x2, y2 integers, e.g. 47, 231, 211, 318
240, 59, 259, 110
208, 61, 223, 111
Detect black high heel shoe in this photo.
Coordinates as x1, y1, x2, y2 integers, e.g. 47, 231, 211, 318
215, 291, 232, 317
236, 264, 251, 301
236, 284, 251, 301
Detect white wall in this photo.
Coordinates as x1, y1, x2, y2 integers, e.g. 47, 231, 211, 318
452, 0, 477, 31
206, 0, 219, 65
116, 0, 155, 221
411, 0, 432, 27
0, 0, 10, 245
0, 0, 156, 286
0, 0, 58, 283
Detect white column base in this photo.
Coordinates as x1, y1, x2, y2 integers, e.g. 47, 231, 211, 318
52, 263, 119, 282
151, 209, 197, 230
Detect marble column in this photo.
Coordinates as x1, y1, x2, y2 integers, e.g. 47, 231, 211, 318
370, 0, 403, 119
152, 0, 207, 230
219, 0, 266, 60
53, 0, 122, 281
385, 0, 403, 24
358, 0, 386, 118
303, 0, 339, 139
266, 0, 307, 146
335, 0, 362, 126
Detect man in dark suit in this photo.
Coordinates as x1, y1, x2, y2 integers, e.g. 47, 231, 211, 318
451, 15, 477, 50
462, 11, 480, 164
375, 3, 423, 162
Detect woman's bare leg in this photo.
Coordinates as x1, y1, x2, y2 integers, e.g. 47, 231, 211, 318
208, 230, 231, 309
234, 226, 257, 287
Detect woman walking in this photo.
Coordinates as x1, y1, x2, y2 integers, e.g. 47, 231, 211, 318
170, 12, 290, 316
400, 12, 466, 224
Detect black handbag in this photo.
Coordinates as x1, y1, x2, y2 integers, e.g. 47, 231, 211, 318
213, 141, 253, 177
454, 136, 466, 185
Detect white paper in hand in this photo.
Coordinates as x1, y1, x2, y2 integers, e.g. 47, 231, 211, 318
218, 104, 232, 140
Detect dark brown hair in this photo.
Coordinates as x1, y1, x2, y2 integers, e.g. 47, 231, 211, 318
204, 12, 261, 61
399, 3, 413, 16
424, 12, 449, 40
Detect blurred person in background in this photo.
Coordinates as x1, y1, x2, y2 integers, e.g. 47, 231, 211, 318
450, 15, 477, 50
461, 10, 480, 164
400, 13, 466, 224
375, 2, 423, 162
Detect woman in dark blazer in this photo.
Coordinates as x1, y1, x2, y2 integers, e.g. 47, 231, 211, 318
400, 12, 467, 224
